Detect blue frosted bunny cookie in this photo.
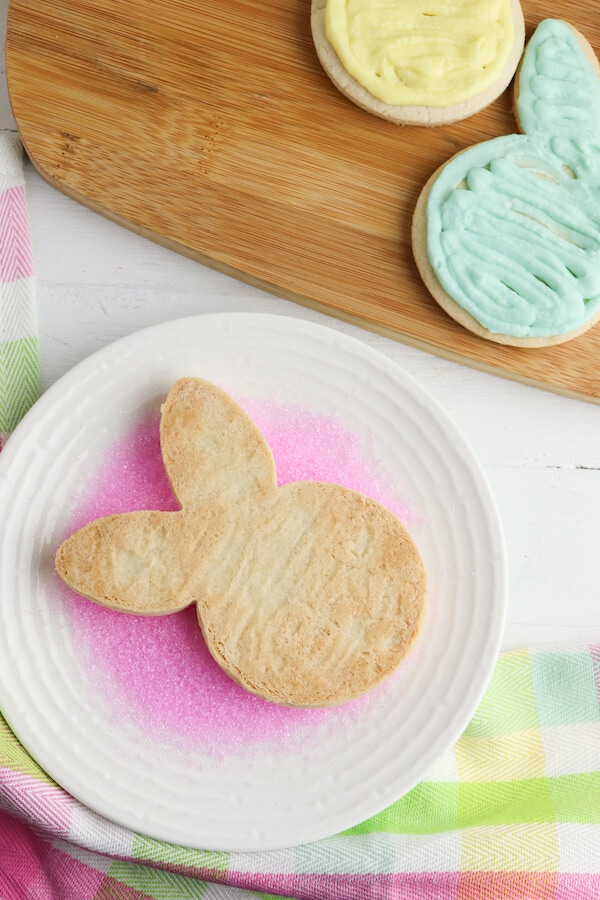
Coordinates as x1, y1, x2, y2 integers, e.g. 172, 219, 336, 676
412, 20, 600, 346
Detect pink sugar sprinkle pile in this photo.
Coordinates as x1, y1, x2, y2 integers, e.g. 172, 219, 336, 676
58, 397, 418, 757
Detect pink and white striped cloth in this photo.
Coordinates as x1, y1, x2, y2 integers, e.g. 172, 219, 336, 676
0, 131, 38, 449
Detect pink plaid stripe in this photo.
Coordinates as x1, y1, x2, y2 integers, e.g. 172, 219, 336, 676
0, 185, 34, 284
557, 875, 600, 900
0, 767, 72, 837
0, 810, 104, 900
457, 872, 558, 898
227, 871, 460, 898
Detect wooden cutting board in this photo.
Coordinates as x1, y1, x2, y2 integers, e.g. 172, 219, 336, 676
7, 0, 600, 403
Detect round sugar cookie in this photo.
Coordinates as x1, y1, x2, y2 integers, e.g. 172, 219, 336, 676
311, 0, 525, 126
412, 19, 600, 346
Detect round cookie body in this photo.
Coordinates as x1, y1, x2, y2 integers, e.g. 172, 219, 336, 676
311, 0, 525, 125
196, 481, 427, 707
413, 141, 600, 347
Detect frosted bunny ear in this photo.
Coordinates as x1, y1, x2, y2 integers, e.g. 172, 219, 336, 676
160, 378, 277, 509
516, 20, 600, 139
55, 510, 210, 614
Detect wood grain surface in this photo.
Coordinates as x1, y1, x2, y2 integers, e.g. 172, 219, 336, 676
6, 0, 600, 402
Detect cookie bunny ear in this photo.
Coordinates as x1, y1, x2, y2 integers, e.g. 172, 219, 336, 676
160, 378, 277, 509
56, 510, 210, 614
516, 20, 600, 139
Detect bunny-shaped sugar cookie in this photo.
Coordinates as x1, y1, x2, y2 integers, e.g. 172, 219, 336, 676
56, 379, 427, 708
413, 19, 600, 346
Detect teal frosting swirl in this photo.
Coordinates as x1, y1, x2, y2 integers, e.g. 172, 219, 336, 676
425, 20, 600, 338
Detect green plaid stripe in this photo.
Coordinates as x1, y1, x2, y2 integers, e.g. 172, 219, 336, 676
131, 834, 229, 876
0, 713, 56, 785
0, 334, 39, 439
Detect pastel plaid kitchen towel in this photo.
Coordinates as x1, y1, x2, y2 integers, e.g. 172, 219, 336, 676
0, 131, 38, 449
2, 644, 600, 900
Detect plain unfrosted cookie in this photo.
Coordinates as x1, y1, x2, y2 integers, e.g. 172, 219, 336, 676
56, 378, 427, 708
311, 0, 524, 125
412, 19, 600, 346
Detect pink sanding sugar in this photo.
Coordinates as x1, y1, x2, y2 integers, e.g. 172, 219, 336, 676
59, 397, 420, 757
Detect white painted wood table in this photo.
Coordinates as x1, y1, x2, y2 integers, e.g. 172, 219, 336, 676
1, 2, 598, 656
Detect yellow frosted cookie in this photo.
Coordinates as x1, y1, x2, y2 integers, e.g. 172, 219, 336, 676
56, 378, 427, 707
311, 0, 525, 125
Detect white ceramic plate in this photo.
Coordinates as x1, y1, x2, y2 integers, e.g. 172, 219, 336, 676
0, 313, 506, 851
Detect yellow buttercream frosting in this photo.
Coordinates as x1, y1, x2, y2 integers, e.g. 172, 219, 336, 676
325, 0, 515, 107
